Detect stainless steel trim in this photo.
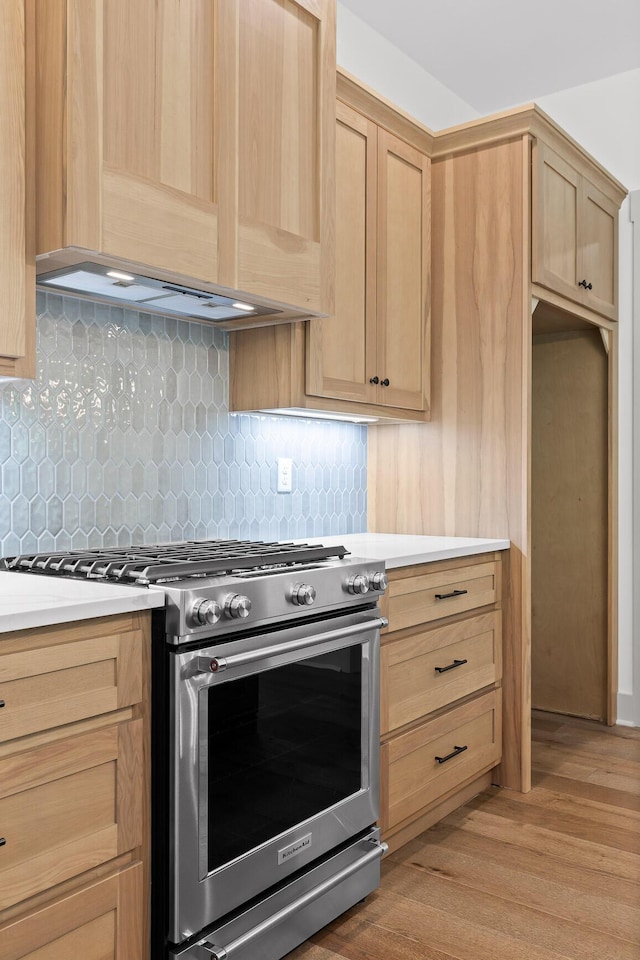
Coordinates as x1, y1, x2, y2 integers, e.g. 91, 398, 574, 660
192, 617, 387, 676
198, 840, 387, 959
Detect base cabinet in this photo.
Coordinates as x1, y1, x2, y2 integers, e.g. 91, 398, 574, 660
0, 864, 143, 960
379, 554, 504, 852
0, 612, 150, 960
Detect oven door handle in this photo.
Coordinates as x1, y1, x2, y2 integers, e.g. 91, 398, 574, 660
195, 617, 388, 675
193, 837, 388, 960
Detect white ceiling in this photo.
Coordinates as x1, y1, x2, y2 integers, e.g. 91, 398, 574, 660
339, 0, 640, 113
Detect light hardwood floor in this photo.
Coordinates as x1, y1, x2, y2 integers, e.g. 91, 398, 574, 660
290, 711, 640, 960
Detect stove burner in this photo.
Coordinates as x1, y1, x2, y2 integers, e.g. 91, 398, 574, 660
0, 539, 349, 585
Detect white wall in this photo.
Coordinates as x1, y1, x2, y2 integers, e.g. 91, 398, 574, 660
337, 9, 640, 724
536, 70, 640, 724
336, 3, 478, 129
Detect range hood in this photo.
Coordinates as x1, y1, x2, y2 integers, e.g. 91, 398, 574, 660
37, 262, 281, 325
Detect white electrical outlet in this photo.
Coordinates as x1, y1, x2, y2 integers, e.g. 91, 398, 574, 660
277, 457, 293, 493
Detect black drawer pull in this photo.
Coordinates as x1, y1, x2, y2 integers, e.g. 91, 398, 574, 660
434, 658, 468, 674
0, 700, 4, 708
435, 588, 468, 601
0, 838, 6, 848
435, 744, 468, 765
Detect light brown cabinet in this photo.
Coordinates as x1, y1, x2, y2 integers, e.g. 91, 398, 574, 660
33, 0, 335, 323
369, 105, 626, 794
0, 0, 35, 378
0, 612, 150, 960
230, 70, 432, 422
532, 140, 618, 320
379, 554, 503, 854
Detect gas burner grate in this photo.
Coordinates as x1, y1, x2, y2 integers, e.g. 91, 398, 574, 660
0, 539, 349, 584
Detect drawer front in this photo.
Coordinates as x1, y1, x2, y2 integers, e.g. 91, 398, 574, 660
381, 611, 502, 735
381, 690, 501, 835
387, 561, 498, 632
0, 623, 143, 743
0, 720, 142, 911
0, 862, 143, 960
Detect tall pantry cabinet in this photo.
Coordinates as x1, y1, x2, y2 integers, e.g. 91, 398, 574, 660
368, 106, 626, 792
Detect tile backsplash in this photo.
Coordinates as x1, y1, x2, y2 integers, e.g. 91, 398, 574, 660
0, 293, 367, 556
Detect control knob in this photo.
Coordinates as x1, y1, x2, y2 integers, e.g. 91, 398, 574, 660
346, 574, 370, 595
369, 571, 388, 592
224, 594, 252, 619
191, 598, 222, 627
291, 583, 316, 606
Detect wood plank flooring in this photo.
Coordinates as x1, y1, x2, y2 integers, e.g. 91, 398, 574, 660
289, 711, 640, 960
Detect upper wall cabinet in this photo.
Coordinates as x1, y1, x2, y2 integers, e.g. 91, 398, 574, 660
305, 107, 430, 412
32, 0, 335, 324
230, 70, 432, 422
0, 0, 35, 378
531, 140, 619, 321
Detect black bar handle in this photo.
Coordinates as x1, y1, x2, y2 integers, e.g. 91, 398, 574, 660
0, 838, 6, 848
434, 658, 468, 674
435, 588, 468, 601
435, 744, 468, 765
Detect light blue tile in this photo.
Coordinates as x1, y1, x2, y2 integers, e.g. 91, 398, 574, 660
0, 298, 367, 554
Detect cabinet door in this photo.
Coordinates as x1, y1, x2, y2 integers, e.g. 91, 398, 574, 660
579, 179, 617, 320
231, 0, 336, 315
0, 721, 142, 911
306, 101, 377, 403
531, 141, 581, 304
376, 130, 430, 412
0, 0, 34, 378
36, 0, 219, 284
0, 863, 143, 960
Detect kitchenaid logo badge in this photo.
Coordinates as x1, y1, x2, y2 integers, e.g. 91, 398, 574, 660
277, 833, 312, 865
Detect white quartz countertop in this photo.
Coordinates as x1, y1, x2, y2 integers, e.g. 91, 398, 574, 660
300, 533, 510, 569
0, 571, 165, 635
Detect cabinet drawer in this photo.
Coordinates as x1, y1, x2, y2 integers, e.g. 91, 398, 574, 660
381, 611, 502, 735
0, 862, 143, 960
0, 620, 143, 743
381, 690, 501, 835
0, 720, 142, 911
386, 561, 498, 633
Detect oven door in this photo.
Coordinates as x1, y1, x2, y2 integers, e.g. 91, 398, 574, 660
169, 607, 382, 944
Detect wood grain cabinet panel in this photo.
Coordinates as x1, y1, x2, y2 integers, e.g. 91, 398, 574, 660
0, 612, 149, 960
381, 610, 502, 735
0, 863, 143, 960
0, 0, 35, 378
0, 720, 142, 912
33, 0, 336, 320
380, 690, 501, 836
0, 621, 143, 743
386, 561, 498, 633
532, 140, 617, 320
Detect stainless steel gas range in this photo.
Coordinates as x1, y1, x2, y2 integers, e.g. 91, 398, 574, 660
3, 539, 388, 960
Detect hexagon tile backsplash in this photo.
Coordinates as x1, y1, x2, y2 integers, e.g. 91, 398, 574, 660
0, 293, 367, 556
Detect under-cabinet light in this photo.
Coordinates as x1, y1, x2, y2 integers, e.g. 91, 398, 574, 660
232, 302, 255, 311
106, 270, 136, 283
258, 408, 379, 424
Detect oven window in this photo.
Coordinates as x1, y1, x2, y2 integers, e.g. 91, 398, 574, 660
207, 646, 363, 872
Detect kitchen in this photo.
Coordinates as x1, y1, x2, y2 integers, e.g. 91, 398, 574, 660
1, 2, 639, 959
